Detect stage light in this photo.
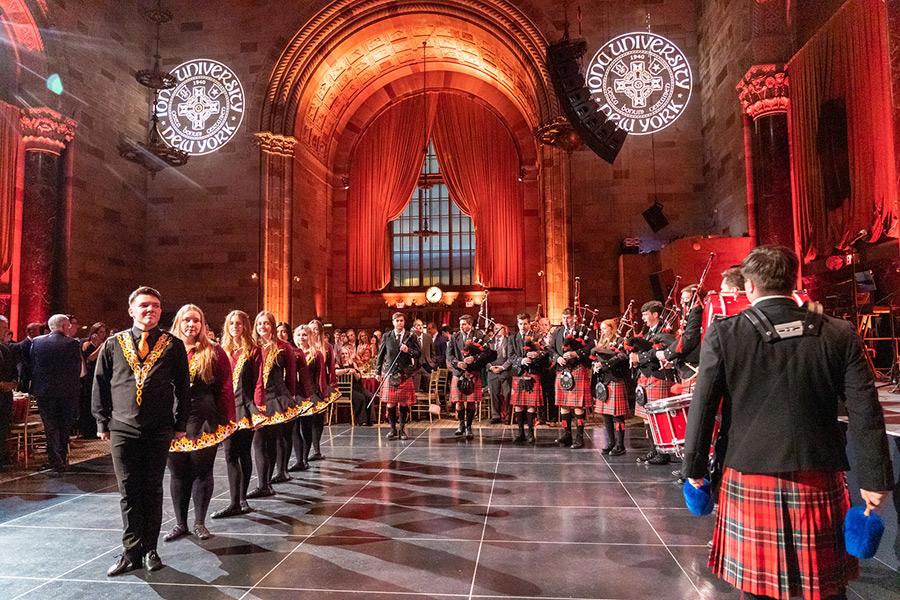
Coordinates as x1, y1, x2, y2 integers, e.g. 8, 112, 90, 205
250, 272, 259, 280
46, 73, 63, 95
341, 176, 350, 190
517, 167, 525, 182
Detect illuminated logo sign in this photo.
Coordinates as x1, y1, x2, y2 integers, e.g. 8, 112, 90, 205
155, 58, 245, 155
586, 32, 692, 135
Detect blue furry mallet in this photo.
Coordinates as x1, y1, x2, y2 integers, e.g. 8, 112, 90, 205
844, 506, 885, 559
682, 478, 714, 516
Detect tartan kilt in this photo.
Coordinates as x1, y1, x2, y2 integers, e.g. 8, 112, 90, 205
634, 375, 670, 419
510, 374, 543, 407
382, 376, 416, 406
710, 468, 858, 600
594, 380, 629, 417
555, 367, 592, 408
449, 372, 482, 404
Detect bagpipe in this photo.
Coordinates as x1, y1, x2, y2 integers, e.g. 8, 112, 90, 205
558, 322, 593, 391
590, 340, 628, 401
512, 304, 548, 392
455, 295, 499, 395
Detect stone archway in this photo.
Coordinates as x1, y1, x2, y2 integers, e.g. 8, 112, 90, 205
257, 0, 571, 322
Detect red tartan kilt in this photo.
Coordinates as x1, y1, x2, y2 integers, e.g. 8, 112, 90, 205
555, 367, 591, 408
449, 372, 482, 404
634, 375, 670, 419
711, 468, 858, 600
594, 380, 629, 417
510, 374, 543, 407
382, 377, 416, 406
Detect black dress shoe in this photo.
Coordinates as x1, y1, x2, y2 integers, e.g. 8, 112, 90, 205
246, 486, 276, 499
555, 433, 572, 447
270, 473, 291, 484
107, 554, 139, 577
465, 427, 474, 440
240, 502, 253, 514
398, 428, 408, 440
647, 452, 671, 465
600, 444, 615, 455
386, 429, 398, 440
143, 550, 163, 572
193, 523, 211, 540
287, 461, 305, 472
211, 505, 243, 519
512, 433, 526, 445
609, 445, 626, 456
526, 432, 536, 445
454, 425, 465, 436
309, 453, 324, 461
489, 417, 502, 424
163, 524, 189, 542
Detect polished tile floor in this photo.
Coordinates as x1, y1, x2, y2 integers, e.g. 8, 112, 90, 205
0, 424, 897, 600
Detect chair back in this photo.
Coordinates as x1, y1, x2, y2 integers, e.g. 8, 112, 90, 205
337, 373, 354, 399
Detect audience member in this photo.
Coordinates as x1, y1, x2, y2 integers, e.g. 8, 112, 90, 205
0, 316, 17, 469
79, 322, 109, 439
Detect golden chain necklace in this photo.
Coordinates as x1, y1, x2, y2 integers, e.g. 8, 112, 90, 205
117, 332, 172, 406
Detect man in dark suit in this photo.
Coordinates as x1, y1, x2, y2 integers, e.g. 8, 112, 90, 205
412, 318, 433, 393
486, 324, 512, 423
9, 322, 41, 394
30, 314, 82, 472
375, 312, 421, 440
0, 316, 18, 469
683, 246, 894, 600
93, 286, 190, 577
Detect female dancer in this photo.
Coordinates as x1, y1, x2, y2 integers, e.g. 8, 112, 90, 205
212, 310, 260, 519
276, 322, 293, 346
246, 311, 298, 498
165, 304, 236, 541
593, 318, 630, 456
304, 320, 336, 461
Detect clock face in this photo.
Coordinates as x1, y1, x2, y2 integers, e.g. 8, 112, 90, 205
426, 286, 443, 303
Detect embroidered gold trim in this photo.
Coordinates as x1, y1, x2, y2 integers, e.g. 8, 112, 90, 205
188, 352, 202, 384
231, 350, 248, 392
117, 332, 173, 406
169, 421, 237, 452
262, 345, 281, 387
254, 403, 305, 427
234, 416, 253, 430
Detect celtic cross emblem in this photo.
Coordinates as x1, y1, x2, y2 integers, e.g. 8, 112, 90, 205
613, 61, 664, 108
177, 85, 221, 131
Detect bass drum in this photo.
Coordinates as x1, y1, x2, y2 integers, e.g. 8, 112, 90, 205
702, 290, 812, 336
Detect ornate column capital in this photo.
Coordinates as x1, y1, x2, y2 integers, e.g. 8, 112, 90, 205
20, 107, 77, 154
737, 64, 789, 120
255, 131, 297, 157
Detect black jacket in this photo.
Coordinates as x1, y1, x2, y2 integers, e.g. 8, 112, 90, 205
447, 330, 496, 377
29, 331, 82, 402
682, 297, 894, 492
551, 326, 595, 368
375, 329, 421, 376
92, 327, 190, 435
509, 331, 550, 375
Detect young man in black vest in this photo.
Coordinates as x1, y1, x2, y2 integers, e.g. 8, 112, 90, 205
93, 286, 190, 576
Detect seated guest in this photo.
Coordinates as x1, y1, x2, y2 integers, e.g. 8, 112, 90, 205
356, 330, 374, 373
31, 314, 82, 472
0, 316, 18, 469
335, 346, 373, 426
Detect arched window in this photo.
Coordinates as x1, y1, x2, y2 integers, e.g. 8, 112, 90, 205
390, 142, 475, 288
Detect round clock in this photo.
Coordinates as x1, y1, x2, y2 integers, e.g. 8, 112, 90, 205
425, 286, 443, 304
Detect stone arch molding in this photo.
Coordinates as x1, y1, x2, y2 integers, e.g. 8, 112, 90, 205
260, 0, 557, 162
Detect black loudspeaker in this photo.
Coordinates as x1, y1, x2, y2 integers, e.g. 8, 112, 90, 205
642, 202, 669, 232
547, 39, 627, 164
649, 269, 676, 301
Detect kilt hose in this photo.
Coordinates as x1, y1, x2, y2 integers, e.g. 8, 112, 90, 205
710, 468, 857, 600
449, 372, 482, 404
382, 376, 416, 406
510, 374, 543, 408
594, 379, 630, 417
555, 366, 591, 408
634, 375, 671, 419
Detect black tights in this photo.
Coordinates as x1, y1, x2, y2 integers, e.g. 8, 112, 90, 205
252, 425, 277, 488
274, 422, 292, 476
311, 412, 325, 454
298, 415, 314, 464
168, 445, 218, 527
223, 429, 253, 507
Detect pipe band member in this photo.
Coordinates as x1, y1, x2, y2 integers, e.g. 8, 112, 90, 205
375, 312, 421, 440
552, 308, 595, 450
509, 313, 549, 445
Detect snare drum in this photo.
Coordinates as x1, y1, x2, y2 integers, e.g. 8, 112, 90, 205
702, 290, 812, 335
645, 393, 720, 457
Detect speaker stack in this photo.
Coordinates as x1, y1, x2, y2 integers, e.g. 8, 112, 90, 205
547, 38, 627, 164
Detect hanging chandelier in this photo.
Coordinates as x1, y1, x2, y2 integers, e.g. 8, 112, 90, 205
412, 40, 438, 239
118, 0, 188, 175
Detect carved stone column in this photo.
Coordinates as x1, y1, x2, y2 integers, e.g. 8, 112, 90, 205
539, 143, 571, 319
737, 64, 793, 247
256, 131, 297, 323
18, 108, 76, 327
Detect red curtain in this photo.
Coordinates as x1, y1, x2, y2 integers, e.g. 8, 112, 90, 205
0, 102, 22, 278
432, 94, 523, 288
788, 0, 898, 262
347, 96, 435, 292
